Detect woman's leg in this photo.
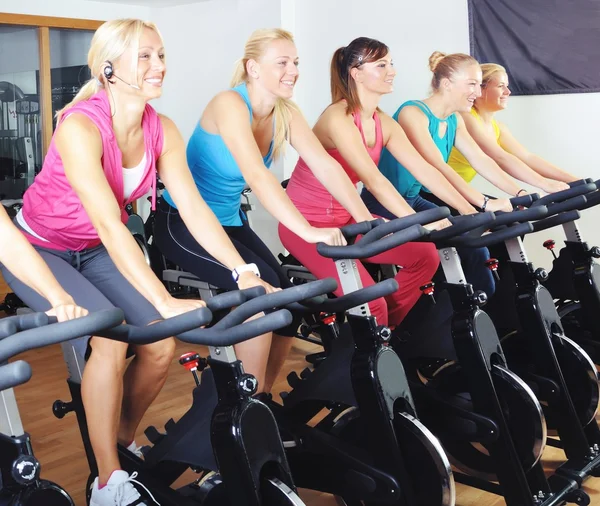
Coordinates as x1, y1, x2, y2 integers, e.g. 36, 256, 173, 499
153, 201, 282, 392
80, 247, 173, 450
0, 250, 128, 486
279, 222, 389, 325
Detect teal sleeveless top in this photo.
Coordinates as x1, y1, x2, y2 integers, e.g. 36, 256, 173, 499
162, 82, 274, 226
378, 100, 457, 198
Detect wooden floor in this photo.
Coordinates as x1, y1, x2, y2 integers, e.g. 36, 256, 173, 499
0, 270, 599, 506
7, 337, 600, 506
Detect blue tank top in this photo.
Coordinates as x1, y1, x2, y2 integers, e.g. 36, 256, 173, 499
162, 82, 274, 226
378, 100, 457, 198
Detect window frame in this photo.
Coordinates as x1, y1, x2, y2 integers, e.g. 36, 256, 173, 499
0, 13, 104, 156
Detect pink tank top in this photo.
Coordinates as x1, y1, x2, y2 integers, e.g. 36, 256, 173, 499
286, 109, 383, 226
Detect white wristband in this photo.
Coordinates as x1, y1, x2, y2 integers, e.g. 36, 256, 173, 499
231, 263, 260, 282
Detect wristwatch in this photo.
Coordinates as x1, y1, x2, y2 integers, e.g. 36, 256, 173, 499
481, 195, 490, 212
232, 263, 260, 282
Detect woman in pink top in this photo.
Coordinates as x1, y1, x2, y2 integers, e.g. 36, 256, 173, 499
281, 37, 469, 327
0, 19, 277, 506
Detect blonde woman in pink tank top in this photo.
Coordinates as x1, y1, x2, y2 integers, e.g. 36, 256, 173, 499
281, 37, 471, 327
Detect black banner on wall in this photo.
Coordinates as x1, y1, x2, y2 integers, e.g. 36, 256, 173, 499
468, 0, 600, 96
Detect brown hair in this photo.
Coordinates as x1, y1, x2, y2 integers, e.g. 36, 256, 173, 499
429, 51, 479, 91
231, 28, 299, 161
330, 37, 389, 113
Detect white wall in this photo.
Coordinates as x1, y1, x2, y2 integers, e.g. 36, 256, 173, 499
151, 0, 285, 254
470, 89, 600, 270
0, 0, 150, 20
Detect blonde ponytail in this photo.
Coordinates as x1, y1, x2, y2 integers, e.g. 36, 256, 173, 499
232, 28, 299, 160
56, 18, 163, 122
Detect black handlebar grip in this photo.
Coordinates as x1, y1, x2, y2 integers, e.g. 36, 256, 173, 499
339, 220, 376, 240
313, 278, 400, 314
318, 224, 428, 260
0, 360, 32, 391
428, 212, 496, 243
206, 287, 266, 312
98, 307, 213, 345
532, 183, 596, 207
510, 193, 539, 208
579, 190, 600, 211
215, 278, 338, 329
451, 222, 533, 248
360, 208, 451, 246
0, 308, 124, 363
532, 210, 581, 234
568, 178, 595, 188
178, 309, 293, 347
545, 195, 587, 215
491, 205, 548, 228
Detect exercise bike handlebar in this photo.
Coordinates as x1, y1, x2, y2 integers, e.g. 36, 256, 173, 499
579, 188, 600, 211
287, 278, 400, 315
451, 222, 534, 248
340, 219, 384, 240
177, 279, 338, 347
0, 308, 125, 364
532, 210, 581, 234
0, 312, 51, 339
213, 278, 338, 329
96, 307, 213, 343
318, 224, 429, 260
544, 195, 588, 215
490, 205, 549, 228
531, 182, 596, 208
428, 211, 496, 243
510, 193, 540, 208
0, 360, 32, 391
568, 178, 595, 187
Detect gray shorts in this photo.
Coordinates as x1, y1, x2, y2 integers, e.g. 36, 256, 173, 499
0, 242, 162, 359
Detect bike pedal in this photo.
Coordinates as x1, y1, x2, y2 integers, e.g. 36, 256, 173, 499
144, 425, 166, 444
287, 371, 302, 389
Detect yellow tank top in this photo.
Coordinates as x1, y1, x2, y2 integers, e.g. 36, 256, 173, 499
448, 108, 500, 183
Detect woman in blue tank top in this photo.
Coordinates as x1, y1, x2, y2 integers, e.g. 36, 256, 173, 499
362, 52, 520, 297
154, 28, 381, 394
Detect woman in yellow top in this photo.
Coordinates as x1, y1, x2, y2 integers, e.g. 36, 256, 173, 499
448, 63, 578, 187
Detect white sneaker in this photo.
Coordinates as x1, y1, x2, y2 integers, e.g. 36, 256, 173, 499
126, 441, 144, 459
89, 470, 159, 506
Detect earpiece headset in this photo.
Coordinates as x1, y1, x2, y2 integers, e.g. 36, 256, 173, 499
102, 61, 141, 90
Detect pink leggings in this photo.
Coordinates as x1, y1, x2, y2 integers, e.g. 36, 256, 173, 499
278, 221, 440, 327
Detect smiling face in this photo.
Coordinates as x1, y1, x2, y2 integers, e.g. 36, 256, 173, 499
479, 72, 511, 112
443, 63, 482, 112
249, 38, 299, 100
108, 27, 166, 99
351, 52, 396, 95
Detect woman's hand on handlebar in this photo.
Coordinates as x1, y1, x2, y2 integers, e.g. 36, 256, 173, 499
155, 295, 207, 320
485, 197, 513, 213
424, 218, 452, 231
237, 272, 280, 294
306, 226, 347, 246
46, 296, 89, 322
541, 179, 570, 194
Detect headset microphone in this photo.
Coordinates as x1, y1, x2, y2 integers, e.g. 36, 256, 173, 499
103, 61, 141, 90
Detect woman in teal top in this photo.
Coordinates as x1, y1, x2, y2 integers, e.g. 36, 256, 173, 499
362, 52, 520, 297
154, 28, 380, 394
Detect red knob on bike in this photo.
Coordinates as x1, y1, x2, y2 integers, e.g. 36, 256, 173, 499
319, 312, 337, 326
543, 239, 557, 259
179, 352, 200, 372
419, 282, 435, 296
485, 259, 500, 281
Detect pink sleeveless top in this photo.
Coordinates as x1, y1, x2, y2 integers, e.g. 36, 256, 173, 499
20, 90, 163, 251
286, 109, 383, 226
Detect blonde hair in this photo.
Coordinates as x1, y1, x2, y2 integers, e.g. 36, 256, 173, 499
231, 28, 299, 161
56, 18, 163, 122
480, 62, 507, 87
428, 51, 479, 91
